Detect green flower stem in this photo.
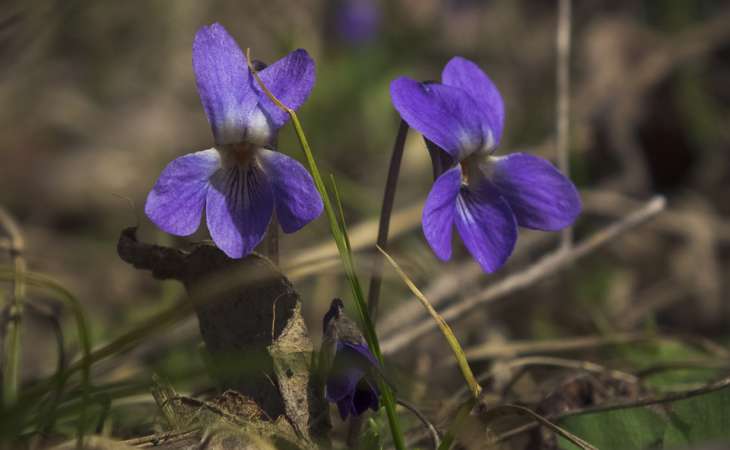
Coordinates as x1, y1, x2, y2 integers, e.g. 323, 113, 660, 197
367, 118, 408, 321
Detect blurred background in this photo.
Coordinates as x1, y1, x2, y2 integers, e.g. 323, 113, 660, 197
1, 0, 730, 446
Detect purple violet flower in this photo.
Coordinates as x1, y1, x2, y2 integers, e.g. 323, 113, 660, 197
390, 57, 581, 273
326, 341, 380, 419
145, 23, 323, 259
336, 0, 380, 45
322, 299, 380, 420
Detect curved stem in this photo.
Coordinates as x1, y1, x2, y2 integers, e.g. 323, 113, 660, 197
396, 398, 441, 449
367, 119, 408, 321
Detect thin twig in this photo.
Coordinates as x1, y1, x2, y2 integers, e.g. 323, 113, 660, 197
507, 356, 638, 385
286, 202, 422, 270
496, 356, 639, 401
382, 196, 666, 354
396, 398, 441, 449
557, 0, 573, 249
464, 332, 649, 361
161, 395, 247, 426
379, 232, 551, 337
482, 404, 598, 450
461, 331, 729, 362
448, 355, 639, 413
636, 360, 730, 379
495, 376, 730, 443
367, 118, 408, 322
122, 428, 199, 447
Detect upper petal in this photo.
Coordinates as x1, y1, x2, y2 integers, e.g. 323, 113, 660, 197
422, 166, 461, 260
258, 149, 323, 233
339, 341, 379, 367
455, 180, 517, 273
205, 164, 274, 258
336, 397, 356, 420
390, 77, 488, 160
256, 49, 316, 131
145, 149, 221, 236
193, 23, 258, 145
490, 153, 581, 231
442, 57, 505, 145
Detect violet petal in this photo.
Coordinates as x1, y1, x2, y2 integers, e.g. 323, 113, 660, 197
353, 379, 379, 415
390, 77, 488, 160
326, 365, 364, 403
193, 23, 257, 145
455, 180, 517, 273
256, 49, 316, 130
326, 342, 380, 419
336, 398, 352, 420
145, 149, 221, 236
258, 149, 323, 233
422, 166, 461, 261
442, 56, 505, 146
339, 341, 379, 367
205, 164, 274, 258
491, 153, 581, 231
325, 342, 378, 402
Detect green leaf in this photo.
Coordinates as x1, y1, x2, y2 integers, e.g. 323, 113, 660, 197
621, 340, 721, 390
559, 385, 730, 450
357, 418, 384, 450
663, 385, 730, 448
559, 408, 665, 450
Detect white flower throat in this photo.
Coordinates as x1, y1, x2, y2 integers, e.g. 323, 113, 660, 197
217, 109, 273, 169
460, 153, 496, 187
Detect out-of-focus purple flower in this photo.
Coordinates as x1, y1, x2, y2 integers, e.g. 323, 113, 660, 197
390, 57, 581, 273
336, 0, 380, 44
145, 23, 323, 259
321, 299, 379, 420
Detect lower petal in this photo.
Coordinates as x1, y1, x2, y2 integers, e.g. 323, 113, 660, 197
258, 149, 323, 233
491, 153, 581, 231
206, 164, 274, 258
336, 397, 355, 420
353, 380, 379, 415
422, 166, 462, 260
144, 149, 221, 236
455, 181, 517, 273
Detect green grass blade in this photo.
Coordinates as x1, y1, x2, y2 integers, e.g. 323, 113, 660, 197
246, 49, 406, 450
377, 247, 482, 399
0, 270, 91, 448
